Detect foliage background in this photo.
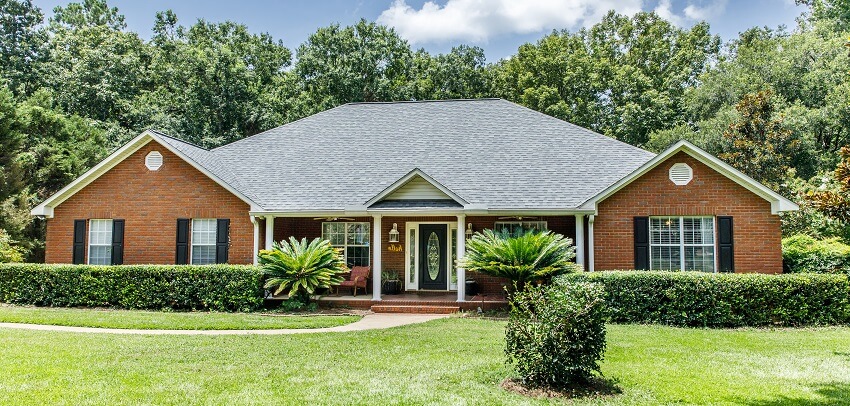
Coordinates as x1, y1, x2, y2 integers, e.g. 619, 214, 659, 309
1, 0, 849, 261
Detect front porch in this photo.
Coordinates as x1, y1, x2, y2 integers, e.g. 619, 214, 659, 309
252, 212, 591, 304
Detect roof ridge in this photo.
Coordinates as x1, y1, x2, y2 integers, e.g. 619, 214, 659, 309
345, 98, 501, 105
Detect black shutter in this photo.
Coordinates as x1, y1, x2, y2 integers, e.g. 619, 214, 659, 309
176, 219, 190, 264
215, 219, 230, 264
73, 219, 86, 264
111, 219, 124, 265
634, 217, 650, 270
718, 216, 734, 273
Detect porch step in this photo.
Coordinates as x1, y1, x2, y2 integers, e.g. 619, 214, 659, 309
370, 304, 461, 314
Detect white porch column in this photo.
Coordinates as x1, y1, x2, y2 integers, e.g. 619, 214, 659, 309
588, 215, 595, 272
372, 215, 382, 301
264, 215, 274, 250
251, 216, 259, 265
575, 214, 585, 270
456, 215, 466, 302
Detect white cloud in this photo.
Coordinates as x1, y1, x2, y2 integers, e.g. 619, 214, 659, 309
683, 0, 728, 20
654, 0, 685, 26
377, 0, 644, 44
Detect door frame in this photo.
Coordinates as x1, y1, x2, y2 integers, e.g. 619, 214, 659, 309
405, 222, 457, 291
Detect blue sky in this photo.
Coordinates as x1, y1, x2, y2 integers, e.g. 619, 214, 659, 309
32, 0, 807, 61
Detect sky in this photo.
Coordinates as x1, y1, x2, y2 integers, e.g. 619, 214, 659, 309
31, 0, 808, 61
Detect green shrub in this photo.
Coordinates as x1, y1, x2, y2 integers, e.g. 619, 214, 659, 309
556, 271, 850, 327
459, 230, 581, 293
505, 281, 607, 388
782, 234, 850, 274
259, 237, 348, 305
0, 264, 265, 312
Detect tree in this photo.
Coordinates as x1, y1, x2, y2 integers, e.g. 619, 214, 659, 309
808, 147, 850, 223
718, 90, 805, 191
494, 11, 720, 146
0, 0, 47, 96
292, 19, 413, 113
411, 45, 492, 100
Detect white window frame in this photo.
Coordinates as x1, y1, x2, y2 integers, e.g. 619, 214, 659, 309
190, 219, 217, 265
87, 219, 113, 265
493, 221, 548, 236
649, 216, 716, 272
322, 222, 370, 267
405, 222, 456, 291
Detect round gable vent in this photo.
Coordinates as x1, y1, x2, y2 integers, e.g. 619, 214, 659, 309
145, 151, 163, 171
669, 163, 693, 185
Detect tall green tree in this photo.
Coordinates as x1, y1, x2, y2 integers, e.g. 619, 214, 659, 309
0, 0, 47, 96
292, 19, 413, 113
411, 45, 492, 100
495, 11, 720, 146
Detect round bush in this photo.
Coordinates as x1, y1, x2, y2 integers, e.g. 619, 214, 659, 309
505, 281, 607, 388
782, 234, 850, 274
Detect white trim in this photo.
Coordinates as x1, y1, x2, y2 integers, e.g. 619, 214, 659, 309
579, 140, 799, 215
365, 168, 468, 207
251, 216, 259, 265
587, 215, 595, 272
575, 215, 585, 269
189, 218, 217, 265
456, 215, 466, 302
250, 209, 596, 218
372, 215, 382, 302
87, 219, 113, 265
264, 216, 274, 250
648, 216, 716, 272
31, 130, 261, 218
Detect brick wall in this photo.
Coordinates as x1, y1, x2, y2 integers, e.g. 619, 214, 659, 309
594, 151, 782, 273
45, 140, 254, 264
270, 215, 577, 295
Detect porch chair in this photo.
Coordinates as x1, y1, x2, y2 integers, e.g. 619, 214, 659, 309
338, 266, 371, 297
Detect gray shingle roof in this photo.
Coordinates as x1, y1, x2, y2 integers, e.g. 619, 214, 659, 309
168, 99, 656, 211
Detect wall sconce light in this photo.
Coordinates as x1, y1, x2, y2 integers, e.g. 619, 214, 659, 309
389, 223, 400, 243
465, 223, 474, 239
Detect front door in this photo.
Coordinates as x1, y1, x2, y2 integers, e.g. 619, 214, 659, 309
419, 224, 448, 290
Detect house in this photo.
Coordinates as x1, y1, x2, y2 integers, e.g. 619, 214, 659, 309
30, 99, 798, 302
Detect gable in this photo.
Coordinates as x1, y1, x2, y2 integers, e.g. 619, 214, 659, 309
580, 140, 798, 214
384, 176, 453, 200
31, 131, 259, 217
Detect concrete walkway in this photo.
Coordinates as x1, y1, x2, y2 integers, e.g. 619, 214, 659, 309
0, 313, 449, 336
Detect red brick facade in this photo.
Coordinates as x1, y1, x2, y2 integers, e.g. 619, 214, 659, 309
45, 140, 254, 264
593, 151, 782, 273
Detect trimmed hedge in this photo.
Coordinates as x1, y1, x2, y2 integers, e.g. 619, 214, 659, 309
782, 234, 850, 274
0, 264, 265, 312
555, 271, 850, 327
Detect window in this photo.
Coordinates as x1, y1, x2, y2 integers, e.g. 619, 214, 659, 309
494, 221, 548, 237
322, 222, 370, 267
88, 219, 113, 265
191, 219, 217, 264
650, 217, 715, 272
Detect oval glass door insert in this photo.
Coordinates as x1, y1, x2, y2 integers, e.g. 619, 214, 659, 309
427, 232, 440, 280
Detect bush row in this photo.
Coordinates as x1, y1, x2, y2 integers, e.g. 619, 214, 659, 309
0, 264, 265, 312
782, 234, 850, 274
555, 271, 850, 327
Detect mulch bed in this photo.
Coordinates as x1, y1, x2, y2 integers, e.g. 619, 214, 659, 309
501, 377, 621, 400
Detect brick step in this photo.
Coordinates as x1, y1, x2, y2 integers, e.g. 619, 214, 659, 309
370, 304, 461, 314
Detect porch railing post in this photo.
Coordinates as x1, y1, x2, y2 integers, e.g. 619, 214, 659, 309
457, 215, 466, 302
575, 214, 585, 269
264, 215, 274, 250
372, 215, 382, 301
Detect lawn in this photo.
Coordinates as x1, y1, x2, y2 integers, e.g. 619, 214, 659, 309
0, 317, 848, 405
0, 305, 360, 330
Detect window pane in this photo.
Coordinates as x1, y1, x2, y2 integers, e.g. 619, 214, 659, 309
89, 246, 112, 265
683, 218, 714, 245
650, 217, 680, 245
451, 230, 457, 285
685, 246, 715, 272
650, 246, 680, 270
322, 223, 346, 245
346, 223, 369, 245
346, 246, 370, 267
409, 228, 416, 284
192, 245, 216, 265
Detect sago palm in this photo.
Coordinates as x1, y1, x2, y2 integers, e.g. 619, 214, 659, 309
259, 237, 348, 304
459, 229, 580, 293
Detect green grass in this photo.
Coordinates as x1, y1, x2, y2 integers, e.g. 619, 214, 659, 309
0, 305, 361, 330
0, 317, 848, 405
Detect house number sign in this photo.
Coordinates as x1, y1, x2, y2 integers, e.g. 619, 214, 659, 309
387, 244, 403, 252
